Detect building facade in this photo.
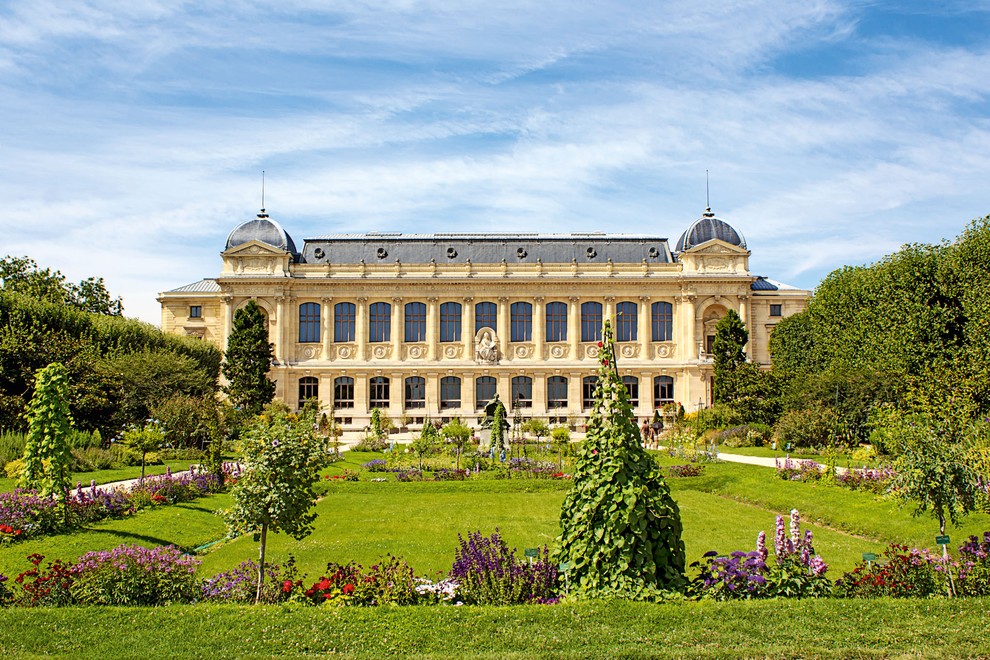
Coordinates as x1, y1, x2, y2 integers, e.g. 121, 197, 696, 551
159, 208, 808, 428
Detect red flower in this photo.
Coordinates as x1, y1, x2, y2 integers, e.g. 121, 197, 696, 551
342, 583, 355, 595
603, 359, 609, 366
597, 341, 603, 348
317, 577, 331, 591
282, 579, 293, 593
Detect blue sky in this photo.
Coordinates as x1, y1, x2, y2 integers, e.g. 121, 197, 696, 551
2, 1, 989, 323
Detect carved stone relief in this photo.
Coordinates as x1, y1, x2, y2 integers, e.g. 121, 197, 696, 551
405, 344, 427, 360
548, 344, 567, 359
655, 343, 675, 359
586, 344, 600, 359
474, 328, 499, 364
443, 345, 463, 359
514, 344, 533, 359
371, 345, 392, 360
619, 345, 639, 358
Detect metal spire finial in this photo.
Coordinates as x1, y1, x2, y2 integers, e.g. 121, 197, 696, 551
258, 171, 269, 218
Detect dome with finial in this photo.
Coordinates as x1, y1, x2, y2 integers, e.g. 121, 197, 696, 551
225, 210, 298, 256
674, 208, 746, 253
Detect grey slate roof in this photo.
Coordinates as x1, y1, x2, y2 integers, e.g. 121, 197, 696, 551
168, 279, 221, 293
298, 233, 673, 265
226, 213, 298, 256
675, 209, 746, 252
751, 277, 801, 292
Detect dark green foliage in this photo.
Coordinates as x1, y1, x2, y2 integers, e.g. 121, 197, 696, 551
20, 363, 74, 497
151, 394, 225, 450
222, 301, 275, 415
712, 309, 747, 404
0, 256, 123, 315
556, 320, 685, 598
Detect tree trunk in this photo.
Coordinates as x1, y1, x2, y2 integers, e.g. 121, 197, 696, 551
256, 522, 268, 604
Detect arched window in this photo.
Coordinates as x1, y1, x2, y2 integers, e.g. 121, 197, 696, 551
298, 303, 321, 343
369, 376, 390, 409
440, 376, 461, 409
512, 376, 532, 408
475, 376, 497, 409
334, 376, 354, 408
369, 302, 391, 343
405, 302, 426, 342
654, 376, 674, 407
581, 301, 602, 342
582, 376, 598, 409
546, 301, 567, 342
547, 376, 568, 410
652, 301, 673, 342
440, 302, 462, 343
616, 301, 638, 342
334, 302, 355, 342
510, 302, 532, 342
404, 376, 426, 409
298, 376, 319, 407
475, 302, 497, 333
622, 375, 639, 406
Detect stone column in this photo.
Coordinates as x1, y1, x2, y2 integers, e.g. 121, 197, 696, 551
533, 296, 545, 358
568, 296, 580, 359
274, 295, 286, 364
425, 373, 440, 417
496, 372, 512, 406
682, 294, 696, 361
604, 296, 615, 326
390, 371, 403, 419
738, 294, 749, 358
321, 297, 333, 360
567, 373, 582, 418
462, 373, 475, 418
221, 295, 234, 347
426, 297, 439, 361
354, 373, 369, 421
638, 296, 651, 359
355, 297, 368, 361
640, 373, 653, 418
533, 371, 547, 417
463, 297, 475, 360
392, 297, 403, 361
497, 297, 510, 361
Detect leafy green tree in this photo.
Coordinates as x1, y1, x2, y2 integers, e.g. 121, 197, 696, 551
441, 418, 473, 470
19, 362, 74, 499
490, 398, 508, 456
712, 309, 747, 404
222, 301, 275, 415
409, 416, 440, 470
225, 407, 330, 602
1, 256, 122, 315
522, 418, 550, 441
556, 320, 685, 598
121, 420, 166, 482
551, 425, 570, 470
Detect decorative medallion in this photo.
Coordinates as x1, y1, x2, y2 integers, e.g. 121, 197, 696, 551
372, 345, 389, 359
656, 344, 673, 358
444, 345, 459, 359
515, 345, 530, 358
586, 345, 600, 358
620, 345, 638, 358
302, 346, 317, 359
337, 346, 351, 359
549, 345, 566, 358
408, 345, 425, 359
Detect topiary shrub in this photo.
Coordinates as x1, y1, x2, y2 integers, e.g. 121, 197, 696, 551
555, 320, 685, 599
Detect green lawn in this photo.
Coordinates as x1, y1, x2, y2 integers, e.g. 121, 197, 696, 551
0, 599, 987, 658
0, 459, 200, 493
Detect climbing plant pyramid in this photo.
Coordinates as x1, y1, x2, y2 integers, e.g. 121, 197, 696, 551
556, 320, 685, 598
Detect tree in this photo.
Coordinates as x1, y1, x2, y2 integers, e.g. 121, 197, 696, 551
712, 309, 748, 404
0, 256, 122, 315
490, 398, 508, 457
121, 420, 166, 482
222, 301, 275, 415
522, 418, 550, 442
441, 418, 473, 470
409, 416, 440, 470
556, 320, 685, 598
225, 406, 329, 602
19, 362, 74, 499
551, 425, 570, 470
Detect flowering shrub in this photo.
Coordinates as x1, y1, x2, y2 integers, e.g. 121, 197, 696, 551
957, 532, 990, 596
304, 562, 363, 606
775, 457, 824, 482
395, 468, 424, 482
0, 490, 64, 539
667, 464, 706, 478
13, 554, 76, 607
362, 459, 389, 472
414, 577, 459, 603
448, 530, 558, 605
353, 555, 421, 606
129, 467, 224, 505
0, 523, 24, 543
835, 543, 950, 598
201, 557, 302, 603
834, 466, 894, 494
68, 481, 133, 523
689, 509, 830, 600
69, 544, 200, 605
434, 468, 468, 481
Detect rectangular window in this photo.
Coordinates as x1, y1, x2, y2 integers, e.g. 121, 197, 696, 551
369, 302, 391, 343
545, 301, 567, 342
654, 376, 674, 407
616, 301, 637, 342
405, 302, 426, 342
547, 376, 568, 410
298, 377, 319, 407
510, 302, 532, 342
440, 302, 462, 343
440, 376, 461, 409
189, 305, 202, 319
369, 377, 390, 409
475, 302, 497, 333
334, 302, 355, 342
582, 376, 598, 409
581, 302, 602, 342
651, 301, 673, 342
334, 377, 354, 408
475, 376, 497, 409
511, 376, 532, 408
404, 377, 426, 409
298, 302, 321, 343
622, 375, 639, 407
770, 304, 782, 317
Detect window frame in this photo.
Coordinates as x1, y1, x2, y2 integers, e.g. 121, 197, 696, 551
189, 305, 202, 319
653, 375, 674, 407
333, 376, 354, 408
439, 302, 462, 343
545, 301, 567, 342
475, 301, 497, 333
547, 376, 568, 410
475, 376, 497, 409
368, 302, 391, 343
440, 376, 461, 409
404, 376, 426, 409
651, 301, 673, 342
581, 301, 602, 342
404, 302, 427, 342
298, 302, 321, 343
622, 375, 639, 406
334, 302, 356, 342
510, 302, 532, 342
369, 376, 390, 409
770, 304, 782, 317
511, 376, 533, 408
615, 301, 638, 342
298, 376, 319, 407
582, 376, 598, 409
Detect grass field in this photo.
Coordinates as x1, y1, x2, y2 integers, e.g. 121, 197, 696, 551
0, 599, 987, 658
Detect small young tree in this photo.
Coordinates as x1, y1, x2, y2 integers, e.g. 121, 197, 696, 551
551, 425, 570, 470
522, 418, 550, 442
225, 407, 330, 603
441, 419, 473, 470
712, 309, 748, 404
121, 420, 166, 482
409, 416, 439, 470
222, 301, 276, 415
19, 362, 74, 499
491, 398, 508, 457
556, 321, 685, 598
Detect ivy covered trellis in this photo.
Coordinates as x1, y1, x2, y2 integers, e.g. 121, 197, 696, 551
555, 320, 686, 598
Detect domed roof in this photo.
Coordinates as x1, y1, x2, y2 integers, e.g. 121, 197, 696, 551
675, 208, 746, 252
225, 210, 298, 255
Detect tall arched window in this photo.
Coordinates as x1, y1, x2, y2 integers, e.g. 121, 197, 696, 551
616, 301, 637, 342
298, 303, 321, 343
369, 302, 391, 343
334, 302, 355, 342
404, 376, 426, 409
369, 376, 390, 409
546, 301, 567, 342
652, 301, 673, 342
581, 301, 602, 342
475, 302, 497, 333
654, 376, 674, 407
333, 376, 354, 408
510, 302, 532, 341
298, 376, 319, 406
440, 302, 462, 342
582, 376, 598, 409
440, 376, 461, 409
511, 376, 532, 408
475, 376, 497, 409
547, 376, 568, 409
405, 302, 426, 342
622, 375, 639, 406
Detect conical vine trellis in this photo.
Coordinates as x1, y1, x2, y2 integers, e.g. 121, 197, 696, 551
555, 320, 685, 598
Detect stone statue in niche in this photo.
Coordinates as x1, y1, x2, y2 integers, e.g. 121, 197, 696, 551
475, 328, 499, 364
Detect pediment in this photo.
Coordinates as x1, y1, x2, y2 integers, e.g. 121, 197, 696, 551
682, 239, 750, 256
222, 240, 290, 258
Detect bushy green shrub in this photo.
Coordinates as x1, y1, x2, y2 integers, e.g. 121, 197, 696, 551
69, 447, 115, 472
774, 405, 852, 449
691, 404, 744, 438
69, 544, 200, 605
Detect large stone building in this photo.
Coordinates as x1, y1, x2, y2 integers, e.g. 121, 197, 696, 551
159, 207, 808, 429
